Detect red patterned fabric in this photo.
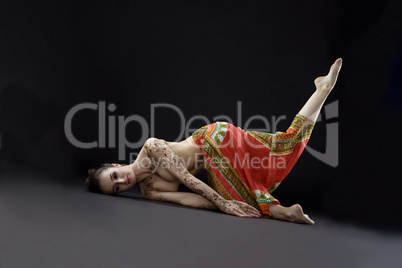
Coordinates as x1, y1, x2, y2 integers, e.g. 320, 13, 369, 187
192, 114, 315, 217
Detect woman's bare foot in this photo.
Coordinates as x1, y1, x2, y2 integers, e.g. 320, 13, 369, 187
270, 204, 315, 225
314, 58, 342, 93
287, 204, 315, 225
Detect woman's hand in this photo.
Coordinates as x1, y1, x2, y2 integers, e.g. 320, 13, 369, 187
217, 199, 261, 218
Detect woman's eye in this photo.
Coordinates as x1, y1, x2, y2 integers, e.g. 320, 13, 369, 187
113, 172, 117, 179
115, 184, 119, 192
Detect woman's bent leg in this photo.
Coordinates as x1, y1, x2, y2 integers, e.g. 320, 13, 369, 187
298, 58, 342, 122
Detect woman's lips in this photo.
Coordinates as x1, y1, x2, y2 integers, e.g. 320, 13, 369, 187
127, 176, 131, 184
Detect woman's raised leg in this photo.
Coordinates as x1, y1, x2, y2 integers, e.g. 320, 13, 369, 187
298, 58, 342, 122
268, 59, 342, 224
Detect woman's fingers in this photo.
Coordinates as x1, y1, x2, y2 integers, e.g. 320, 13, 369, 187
227, 200, 261, 218
235, 210, 247, 218
238, 203, 261, 217
247, 205, 260, 214
236, 206, 251, 218
241, 203, 261, 216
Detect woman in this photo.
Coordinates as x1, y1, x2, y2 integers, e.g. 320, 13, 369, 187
86, 58, 342, 224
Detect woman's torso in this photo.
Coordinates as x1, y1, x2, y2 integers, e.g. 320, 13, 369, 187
138, 136, 204, 195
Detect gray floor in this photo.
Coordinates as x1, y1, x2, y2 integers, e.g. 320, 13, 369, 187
1, 177, 402, 268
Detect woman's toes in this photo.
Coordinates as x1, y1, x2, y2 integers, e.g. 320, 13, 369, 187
329, 58, 343, 74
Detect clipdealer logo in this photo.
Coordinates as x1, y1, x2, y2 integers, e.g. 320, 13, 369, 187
305, 100, 339, 167
64, 101, 339, 167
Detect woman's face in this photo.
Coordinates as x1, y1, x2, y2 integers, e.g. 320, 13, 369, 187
99, 165, 136, 195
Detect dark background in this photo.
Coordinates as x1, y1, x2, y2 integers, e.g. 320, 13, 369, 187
0, 0, 401, 230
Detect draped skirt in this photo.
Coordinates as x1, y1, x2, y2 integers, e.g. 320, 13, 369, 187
192, 114, 315, 217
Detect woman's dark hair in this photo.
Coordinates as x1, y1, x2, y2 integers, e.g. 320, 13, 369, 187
85, 163, 114, 194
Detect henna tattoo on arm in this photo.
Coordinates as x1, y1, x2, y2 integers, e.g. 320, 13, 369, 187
143, 190, 219, 210
144, 138, 226, 208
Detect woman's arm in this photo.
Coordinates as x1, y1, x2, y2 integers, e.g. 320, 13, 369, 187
143, 138, 261, 218
144, 190, 218, 210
